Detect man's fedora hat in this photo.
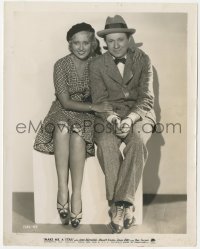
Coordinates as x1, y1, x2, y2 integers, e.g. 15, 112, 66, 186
97, 15, 136, 38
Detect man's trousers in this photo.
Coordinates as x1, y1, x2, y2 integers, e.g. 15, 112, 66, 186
94, 117, 154, 205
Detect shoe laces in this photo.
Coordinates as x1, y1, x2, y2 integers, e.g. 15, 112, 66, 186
124, 205, 135, 219
115, 205, 124, 221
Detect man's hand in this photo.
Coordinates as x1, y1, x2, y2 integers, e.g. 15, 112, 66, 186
113, 117, 132, 139
107, 115, 128, 138
107, 113, 140, 139
115, 130, 129, 139
120, 117, 132, 133
117, 113, 140, 138
111, 116, 121, 130
107, 114, 121, 128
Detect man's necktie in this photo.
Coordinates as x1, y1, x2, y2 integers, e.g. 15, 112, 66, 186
114, 57, 126, 65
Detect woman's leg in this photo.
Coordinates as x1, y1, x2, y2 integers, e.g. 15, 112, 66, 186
53, 123, 70, 205
69, 132, 86, 215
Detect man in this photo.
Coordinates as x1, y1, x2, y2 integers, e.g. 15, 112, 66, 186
89, 15, 156, 233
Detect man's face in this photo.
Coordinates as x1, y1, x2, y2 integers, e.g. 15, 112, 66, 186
105, 33, 130, 58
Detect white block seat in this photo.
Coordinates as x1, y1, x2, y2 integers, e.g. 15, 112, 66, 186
33, 144, 143, 225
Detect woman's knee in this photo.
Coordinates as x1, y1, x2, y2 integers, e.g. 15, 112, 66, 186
71, 132, 85, 145
54, 121, 69, 137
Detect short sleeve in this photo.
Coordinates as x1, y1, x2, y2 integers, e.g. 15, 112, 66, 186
53, 60, 69, 96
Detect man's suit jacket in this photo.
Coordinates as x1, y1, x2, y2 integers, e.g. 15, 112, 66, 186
89, 48, 156, 125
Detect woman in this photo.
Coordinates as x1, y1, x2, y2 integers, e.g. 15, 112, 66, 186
34, 22, 112, 227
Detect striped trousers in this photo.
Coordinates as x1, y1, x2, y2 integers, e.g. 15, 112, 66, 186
94, 117, 154, 205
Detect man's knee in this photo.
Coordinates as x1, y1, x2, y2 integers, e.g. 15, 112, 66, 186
95, 133, 111, 148
130, 120, 154, 144
126, 129, 148, 146
95, 132, 118, 149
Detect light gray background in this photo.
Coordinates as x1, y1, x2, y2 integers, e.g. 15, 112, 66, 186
4, 7, 187, 194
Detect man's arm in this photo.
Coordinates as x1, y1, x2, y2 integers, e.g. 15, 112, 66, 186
130, 53, 154, 120
123, 52, 154, 127
120, 52, 154, 135
89, 60, 117, 121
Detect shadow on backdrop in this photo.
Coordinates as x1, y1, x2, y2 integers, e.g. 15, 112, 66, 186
143, 66, 165, 204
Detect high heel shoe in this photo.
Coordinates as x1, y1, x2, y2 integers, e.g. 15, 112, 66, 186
70, 194, 82, 228
70, 210, 82, 228
57, 192, 70, 225
57, 201, 70, 219
57, 201, 70, 225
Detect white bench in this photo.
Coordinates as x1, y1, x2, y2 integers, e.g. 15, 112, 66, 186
33, 145, 143, 225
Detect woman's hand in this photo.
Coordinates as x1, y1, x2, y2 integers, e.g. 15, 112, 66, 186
92, 102, 113, 113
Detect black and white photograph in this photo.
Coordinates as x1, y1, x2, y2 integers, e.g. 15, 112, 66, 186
3, 1, 197, 247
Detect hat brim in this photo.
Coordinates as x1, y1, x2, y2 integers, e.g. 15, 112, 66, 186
97, 28, 136, 38
132, 42, 143, 48
103, 42, 143, 50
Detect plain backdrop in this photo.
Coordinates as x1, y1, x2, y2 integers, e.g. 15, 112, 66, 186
4, 3, 187, 194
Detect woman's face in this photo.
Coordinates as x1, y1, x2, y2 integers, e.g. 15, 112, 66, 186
71, 31, 92, 60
